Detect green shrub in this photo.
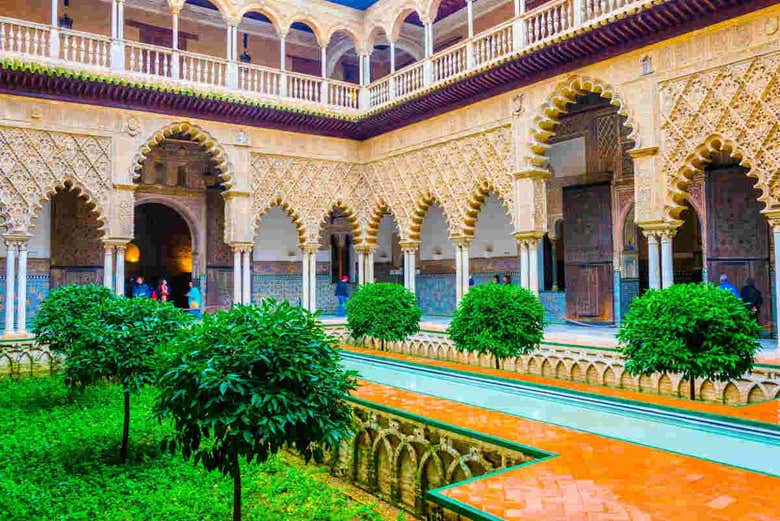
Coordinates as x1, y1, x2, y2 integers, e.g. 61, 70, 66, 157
617, 283, 760, 400
448, 284, 545, 369
50, 295, 193, 463
346, 282, 421, 350
155, 301, 357, 521
32, 284, 116, 355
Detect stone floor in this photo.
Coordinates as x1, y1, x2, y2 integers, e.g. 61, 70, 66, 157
349, 346, 780, 521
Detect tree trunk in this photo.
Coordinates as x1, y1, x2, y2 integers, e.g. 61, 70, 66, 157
689, 378, 696, 401
233, 461, 242, 521
120, 389, 130, 464
381, 338, 385, 352
495, 357, 501, 370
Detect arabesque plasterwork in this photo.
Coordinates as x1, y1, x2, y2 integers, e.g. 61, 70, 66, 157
0, 126, 112, 234
659, 50, 780, 222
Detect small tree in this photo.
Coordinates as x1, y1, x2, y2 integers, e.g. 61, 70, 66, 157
54, 296, 192, 462
346, 282, 421, 350
617, 283, 760, 400
448, 284, 545, 369
32, 284, 116, 356
155, 301, 357, 521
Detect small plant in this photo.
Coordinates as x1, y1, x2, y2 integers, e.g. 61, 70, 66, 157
346, 282, 421, 351
155, 301, 357, 521
448, 284, 545, 369
38, 292, 193, 463
32, 284, 116, 356
617, 283, 760, 400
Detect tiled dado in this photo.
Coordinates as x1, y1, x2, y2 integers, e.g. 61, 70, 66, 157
326, 326, 780, 406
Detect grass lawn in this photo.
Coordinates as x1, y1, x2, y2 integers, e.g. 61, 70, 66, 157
0, 376, 386, 521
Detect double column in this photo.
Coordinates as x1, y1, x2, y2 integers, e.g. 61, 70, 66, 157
231, 243, 253, 305
641, 226, 677, 289
102, 240, 128, 297
356, 245, 375, 285
109, 0, 126, 70
515, 233, 542, 295
3, 235, 31, 337
453, 238, 471, 304
400, 241, 419, 296
300, 244, 318, 311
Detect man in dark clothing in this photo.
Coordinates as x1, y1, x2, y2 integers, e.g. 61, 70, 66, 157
502, 274, 512, 285
740, 278, 763, 322
131, 276, 151, 298
335, 275, 349, 317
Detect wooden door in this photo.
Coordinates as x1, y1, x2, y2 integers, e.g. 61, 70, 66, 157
706, 167, 772, 331
563, 184, 614, 322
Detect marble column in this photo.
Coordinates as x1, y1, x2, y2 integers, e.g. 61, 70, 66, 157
550, 238, 559, 291
660, 230, 675, 289
241, 249, 251, 304
367, 252, 374, 283
308, 249, 317, 311
301, 250, 310, 310
4, 241, 16, 335
114, 244, 126, 296
103, 244, 114, 290
519, 240, 530, 289
646, 232, 660, 290
455, 245, 463, 303
455, 241, 471, 301
16, 242, 27, 335
466, 0, 474, 38
357, 252, 366, 285
774, 226, 780, 349
528, 238, 539, 295
232, 248, 242, 306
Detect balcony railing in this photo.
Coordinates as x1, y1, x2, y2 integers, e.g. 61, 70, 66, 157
0, 0, 646, 114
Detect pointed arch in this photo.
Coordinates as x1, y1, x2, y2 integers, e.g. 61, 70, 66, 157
408, 192, 452, 242
462, 181, 513, 237
666, 134, 768, 220
526, 75, 639, 172
131, 122, 234, 189
253, 196, 306, 245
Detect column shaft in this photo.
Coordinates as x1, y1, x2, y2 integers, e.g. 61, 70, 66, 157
232, 248, 241, 306
661, 233, 674, 289
550, 240, 558, 291
455, 245, 463, 303
357, 252, 365, 285
115, 245, 125, 296
461, 245, 470, 298
466, 0, 474, 38
103, 246, 114, 290
409, 251, 416, 295
280, 36, 286, 70
16, 243, 27, 335
528, 239, 539, 295
774, 227, 780, 349
241, 250, 251, 304
308, 252, 317, 311
519, 241, 529, 289
367, 252, 374, 283
301, 252, 310, 310
647, 234, 660, 289
4, 243, 16, 335
390, 42, 396, 72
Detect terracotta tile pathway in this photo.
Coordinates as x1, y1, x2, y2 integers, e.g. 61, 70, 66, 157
348, 348, 780, 521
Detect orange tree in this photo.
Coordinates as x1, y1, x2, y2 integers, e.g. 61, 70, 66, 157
617, 283, 760, 400
155, 301, 357, 521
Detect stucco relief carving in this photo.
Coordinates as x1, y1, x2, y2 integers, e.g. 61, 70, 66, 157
364, 126, 514, 241
249, 154, 368, 246
659, 51, 780, 219
0, 125, 111, 233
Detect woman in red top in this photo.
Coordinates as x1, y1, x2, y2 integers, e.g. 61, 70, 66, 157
153, 279, 170, 302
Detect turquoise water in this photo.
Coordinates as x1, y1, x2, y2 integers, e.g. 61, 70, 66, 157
342, 352, 780, 477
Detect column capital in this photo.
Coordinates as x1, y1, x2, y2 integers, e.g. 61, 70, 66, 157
399, 240, 420, 253
762, 210, 780, 228
637, 221, 681, 238
513, 231, 545, 244
513, 168, 550, 180
103, 238, 132, 248
450, 235, 472, 248
627, 146, 659, 159
2, 233, 32, 245
355, 243, 376, 255
301, 243, 320, 255
230, 241, 253, 253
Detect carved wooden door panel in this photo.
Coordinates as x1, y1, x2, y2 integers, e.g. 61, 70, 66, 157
563, 184, 614, 322
706, 167, 772, 331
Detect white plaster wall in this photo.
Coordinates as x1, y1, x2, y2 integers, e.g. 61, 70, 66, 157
375, 214, 398, 264
419, 204, 453, 260
0, 202, 51, 259
253, 206, 302, 261
469, 194, 516, 258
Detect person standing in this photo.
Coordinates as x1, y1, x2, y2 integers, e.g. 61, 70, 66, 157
131, 275, 151, 298
718, 274, 739, 298
740, 278, 763, 322
502, 274, 512, 285
335, 275, 349, 317
492, 275, 500, 284
153, 279, 170, 302
186, 280, 202, 319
